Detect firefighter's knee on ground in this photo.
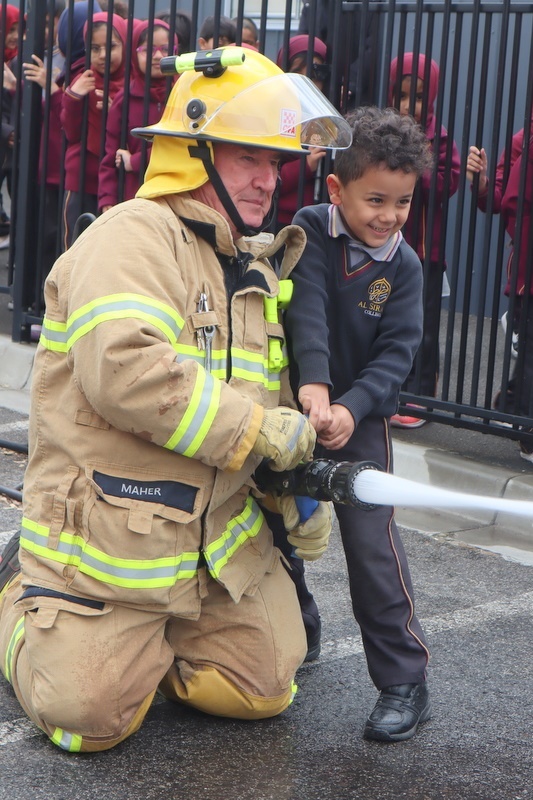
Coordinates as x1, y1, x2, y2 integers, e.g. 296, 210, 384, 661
39, 690, 155, 753
11, 644, 155, 753
161, 663, 298, 720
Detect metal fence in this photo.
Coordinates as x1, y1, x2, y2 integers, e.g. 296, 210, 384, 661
2, 0, 533, 443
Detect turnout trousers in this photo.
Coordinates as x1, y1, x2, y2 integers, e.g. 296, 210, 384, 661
0, 556, 306, 752
319, 415, 430, 689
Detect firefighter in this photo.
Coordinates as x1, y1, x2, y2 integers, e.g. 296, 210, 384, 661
0, 47, 351, 753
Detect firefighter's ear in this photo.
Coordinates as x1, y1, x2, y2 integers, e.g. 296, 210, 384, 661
326, 173, 342, 205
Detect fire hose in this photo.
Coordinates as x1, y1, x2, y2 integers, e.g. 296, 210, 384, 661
0, 438, 27, 503
255, 458, 533, 519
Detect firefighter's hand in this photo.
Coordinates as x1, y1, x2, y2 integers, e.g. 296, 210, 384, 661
263, 493, 301, 532
253, 407, 316, 471
287, 500, 332, 561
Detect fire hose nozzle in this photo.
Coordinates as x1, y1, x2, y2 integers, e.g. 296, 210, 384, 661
255, 458, 384, 510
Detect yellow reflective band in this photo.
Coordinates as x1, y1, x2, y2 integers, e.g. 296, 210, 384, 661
289, 680, 298, 705
21, 518, 199, 589
51, 728, 83, 752
40, 294, 185, 353
175, 344, 227, 380
164, 367, 221, 456
204, 496, 264, 578
230, 346, 286, 391
4, 615, 24, 684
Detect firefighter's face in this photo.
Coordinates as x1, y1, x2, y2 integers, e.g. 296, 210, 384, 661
192, 144, 280, 238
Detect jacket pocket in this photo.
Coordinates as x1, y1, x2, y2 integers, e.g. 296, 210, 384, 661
64, 464, 205, 606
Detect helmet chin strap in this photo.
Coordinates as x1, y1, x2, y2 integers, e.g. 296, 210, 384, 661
189, 142, 280, 237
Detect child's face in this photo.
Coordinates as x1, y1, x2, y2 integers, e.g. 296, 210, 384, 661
5, 23, 19, 51
290, 55, 326, 92
90, 27, 123, 75
137, 28, 172, 78
399, 76, 424, 122
198, 36, 232, 50
327, 164, 416, 247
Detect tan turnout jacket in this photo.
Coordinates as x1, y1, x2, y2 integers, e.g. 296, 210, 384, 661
20, 194, 305, 616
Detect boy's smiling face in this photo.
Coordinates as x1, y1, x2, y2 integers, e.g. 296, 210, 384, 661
326, 164, 416, 248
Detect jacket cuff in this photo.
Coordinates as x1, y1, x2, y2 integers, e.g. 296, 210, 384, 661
297, 351, 332, 389
226, 403, 264, 472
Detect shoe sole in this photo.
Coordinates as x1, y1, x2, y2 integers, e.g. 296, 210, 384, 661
390, 418, 427, 429
304, 642, 321, 662
363, 701, 432, 743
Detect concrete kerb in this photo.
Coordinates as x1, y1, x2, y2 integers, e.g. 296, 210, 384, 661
1, 334, 532, 553
0, 337, 34, 414
393, 440, 533, 559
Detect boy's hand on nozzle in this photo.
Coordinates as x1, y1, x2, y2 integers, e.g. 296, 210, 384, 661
318, 403, 355, 450
298, 383, 333, 433
466, 146, 488, 191
287, 500, 332, 561
252, 407, 316, 471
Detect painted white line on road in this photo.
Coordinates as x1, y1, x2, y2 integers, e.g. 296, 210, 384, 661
0, 717, 41, 746
0, 420, 28, 435
321, 590, 533, 661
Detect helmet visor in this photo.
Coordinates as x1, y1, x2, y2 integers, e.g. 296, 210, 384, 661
192, 73, 352, 151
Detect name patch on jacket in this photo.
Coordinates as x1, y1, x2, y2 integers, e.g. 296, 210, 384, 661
93, 471, 197, 513
358, 278, 392, 318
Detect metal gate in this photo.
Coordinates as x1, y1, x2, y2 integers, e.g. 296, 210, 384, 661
2, 0, 533, 444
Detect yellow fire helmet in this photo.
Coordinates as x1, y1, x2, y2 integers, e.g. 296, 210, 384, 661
134, 46, 352, 206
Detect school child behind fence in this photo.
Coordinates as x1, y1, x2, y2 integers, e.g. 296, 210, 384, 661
197, 15, 236, 50
467, 128, 533, 463
98, 19, 177, 213
388, 53, 460, 428
22, 1, 66, 282
156, 9, 193, 55
60, 11, 126, 249
0, 3, 22, 249
284, 106, 434, 743
274, 35, 329, 231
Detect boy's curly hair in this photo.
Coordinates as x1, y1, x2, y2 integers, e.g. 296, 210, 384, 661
334, 106, 434, 185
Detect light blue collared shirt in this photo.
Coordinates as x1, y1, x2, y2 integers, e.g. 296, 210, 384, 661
327, 205, 403, 268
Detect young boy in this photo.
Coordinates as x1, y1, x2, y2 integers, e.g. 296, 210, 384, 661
284, 106, 435, 742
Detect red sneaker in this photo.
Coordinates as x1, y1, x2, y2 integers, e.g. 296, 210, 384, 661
390, 406, 426, 429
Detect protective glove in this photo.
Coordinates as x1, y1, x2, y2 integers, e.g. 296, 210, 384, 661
265, 493, 332, 561
286, 500, 332, 562
252, 407, 316, 471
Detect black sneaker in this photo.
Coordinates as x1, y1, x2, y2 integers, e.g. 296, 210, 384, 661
303, 613, 321, 662
0, 531, 21, 594
363, 682, 431, 742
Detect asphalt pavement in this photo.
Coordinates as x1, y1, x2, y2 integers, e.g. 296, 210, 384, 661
1, 261, 533, 798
